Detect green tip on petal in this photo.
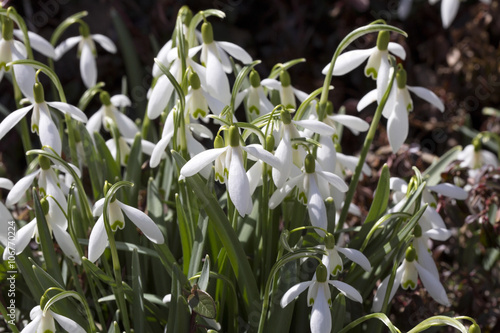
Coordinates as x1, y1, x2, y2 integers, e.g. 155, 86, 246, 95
179, 6, 193, 25
190, 72, 201, 89
228, 125, 239, 147
249, 70, 261, 88
110, 220, 125, 231
201, 22, 214, 44
33, 83, 45, 104
2, 17, 13, 40
280, 70, 291, 87
100, 91, 111, 106
324, 233, 336, 249
413, 224, 422, 238
79, 22, 90, 38
396, 68, 407, 89
214, 135, 224, 149
377, 31, 390, 51
316, 263, 328, 283
280, 109, 292, 125
304, 154, 315, 174
265, 134, 275, 152
40, 197, 50, 215
405, 246, 417, 262
469, 324, 481, 333
38, 155, 51, 170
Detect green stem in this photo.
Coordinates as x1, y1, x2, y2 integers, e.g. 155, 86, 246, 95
336, 59, 397, 232
0, 299, 20, 333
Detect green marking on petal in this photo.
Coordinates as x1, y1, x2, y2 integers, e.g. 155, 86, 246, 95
193, 108, 207, 118
298, 191, 307, 204
407, 103, 412, 111
402, 280, 416, 290
309, 298, 314, 306
332, 265, 342, 276
110, 220, 125, 231
248, 105, 260, 115
366, 67, 377, 79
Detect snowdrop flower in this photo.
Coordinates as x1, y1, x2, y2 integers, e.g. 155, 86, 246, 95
3, 196, 81, 264
86, 91, 138, 139
185, 72, 225, 119
261, 70, 309, 110
189, 22, 252, 105
273, 109, 336, 188
372, 246, 450, 312
149, 107, 213, 170
88, 194, 165, 263
0, 17, 40, 100
106, 136, 161, 166
321, 233, 371, 277
358, 67, 444, 153
0, 82, 88, 155
21, 305, 85, 333
457, 144, 498, 178
432, 0, 491, 28
269, 154, 348, 233
281, 263, 362, 333
147, 46, 207, 120
54, 22, 116, 88
180, 125, 280, 216
322, 31, 406, 103
0, 178, 14, 246
235, 70, 274, 117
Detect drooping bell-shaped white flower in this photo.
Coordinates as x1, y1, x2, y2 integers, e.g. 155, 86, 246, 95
269, 154, 348, 233
323, 31, 406, 104
457, 143, 498, 178
235, 69, 274, 118
281, 264, 362, 333
321, 233, 371, 277
358, 67, 444, 153
86, 91, 138, 139
0, 82, 88, 155
20, 305, 86, 333
88, 195, 164, 263
372, 246, 450, 312
180, 125, 280, 216
54, 22, 116, 88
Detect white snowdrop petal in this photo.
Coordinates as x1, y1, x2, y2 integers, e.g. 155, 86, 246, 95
323, 48, 374, 76
180, 147, 228, 178
217, 41, 252, 64
112, 109, 140, 139
51, 223, 81, 264
269, 175, 303, 209
260, 78, 282, 90
110, 94, 132, 107
117, 201, 164, 244
427, 183, 468, 200
407, 86, 445, 112
336, 246, 371, 272
280, 281, 312, 308
51, 311, 86, 333
13, 30, 56, 58
6, 170, 40, 207
227, 148, 252, 216
414, 261, 450, 306
80, 43, 97, 88
0, 105, 33, 141
441, 0, 460, 28
310, 284, 332, 333
387, 98, 408, 153
92, 34, 117, 53
47, 101, 88, 123
329, 280, 363, 303
307, 175, 327, 232
54, 36, 81, 60
293, 119, 335, 136
92, 198, 105, 217
387, 42, 406, 60
329, 114, 369, 133
372, 265, 404, 312
12, 219, 37, 256
39, 107, 62, 155
357, 89, 378, 112
316, 171, 349, 192
147, 74, 175, 119
87, 216, 108, 262
242, 144, 280, 169
390, 177, 408, 193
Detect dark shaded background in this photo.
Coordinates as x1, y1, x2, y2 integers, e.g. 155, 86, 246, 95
1, 0, 499, 331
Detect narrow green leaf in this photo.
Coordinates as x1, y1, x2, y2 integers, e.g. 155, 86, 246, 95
366, 164, 390, 224
198, 255, 210, 291
33, 189, 64, 286
82, 258, 117, 287
78, 124, 103, 200
176, 193, 192, 275
93, 132, 121, 182
124, 133, 142, 205
422, 146, 462, 186
331, 293, 346, 333
132, 249, 146, 333
407, 316, 467, 333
